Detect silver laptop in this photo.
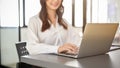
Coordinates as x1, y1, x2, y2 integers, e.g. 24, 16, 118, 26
58, 23, 119, 58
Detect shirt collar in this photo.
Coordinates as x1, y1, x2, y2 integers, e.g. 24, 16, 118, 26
48, 15, 59, 27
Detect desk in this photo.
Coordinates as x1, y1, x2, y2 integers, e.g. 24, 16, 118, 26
21, 49, 120, 68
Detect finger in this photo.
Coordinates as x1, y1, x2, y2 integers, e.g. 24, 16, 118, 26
74, 47, 79, 52
68, 44, 78, 50
68, 45, 79, 52
65, 46, 76, 52
67, 46, 79, 55
66, 49, 77, 55
74, 49, 79, 54
66, 49, 73, 54
63, 43, 78, 53
72, 46, 79, 52
60, 48, 69, 53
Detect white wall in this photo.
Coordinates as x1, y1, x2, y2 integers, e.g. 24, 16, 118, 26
21, 28, 28, 42
1, 28, 19, 67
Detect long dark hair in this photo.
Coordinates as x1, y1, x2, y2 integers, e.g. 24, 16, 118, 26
39, 0, 67, 32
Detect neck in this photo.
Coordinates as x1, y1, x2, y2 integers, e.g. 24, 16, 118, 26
48, 9, 56, 20
47, 9, 57, 25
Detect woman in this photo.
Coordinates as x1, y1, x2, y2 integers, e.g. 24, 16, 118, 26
27, 0, 81, 55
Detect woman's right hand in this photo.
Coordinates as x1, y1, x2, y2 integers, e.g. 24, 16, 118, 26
58, 43, 79, 55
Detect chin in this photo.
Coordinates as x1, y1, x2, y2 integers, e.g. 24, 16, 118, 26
51, 6, 59, 10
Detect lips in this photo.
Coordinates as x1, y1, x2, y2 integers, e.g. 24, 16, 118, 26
51, 3, 59, 7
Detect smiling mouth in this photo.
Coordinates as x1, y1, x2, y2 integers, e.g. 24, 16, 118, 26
51, 3, 59, 7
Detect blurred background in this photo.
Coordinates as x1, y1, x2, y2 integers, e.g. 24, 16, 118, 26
0, 0, 120, 67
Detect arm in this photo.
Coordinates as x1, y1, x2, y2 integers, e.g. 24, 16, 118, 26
26, 17, 59, 55
64, 19, 82, 47
58, 19, 82, 54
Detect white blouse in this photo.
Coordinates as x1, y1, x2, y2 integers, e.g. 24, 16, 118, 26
27, 14, 81, 55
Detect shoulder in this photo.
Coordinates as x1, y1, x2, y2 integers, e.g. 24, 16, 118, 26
28, 13, 42, 27
29, 14, 42, 24
63, 18, 73, 29
63, 18, 78, 33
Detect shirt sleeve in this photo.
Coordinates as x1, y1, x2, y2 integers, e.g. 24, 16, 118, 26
26, 17, 59, 55
64, 19, 82, 47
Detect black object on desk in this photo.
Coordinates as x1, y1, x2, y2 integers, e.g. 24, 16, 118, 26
15, 42, 41, 68
15, 42, 29, 61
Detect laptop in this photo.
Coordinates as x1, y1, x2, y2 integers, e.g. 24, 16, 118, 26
58, 23, 119, 58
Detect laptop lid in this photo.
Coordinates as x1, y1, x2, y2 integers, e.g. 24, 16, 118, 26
78, 23, 119, 58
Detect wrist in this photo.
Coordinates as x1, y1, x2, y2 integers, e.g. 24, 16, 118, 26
58, 46, 61, 53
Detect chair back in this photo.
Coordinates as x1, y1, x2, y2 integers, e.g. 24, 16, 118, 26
15, 42, 29, 61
